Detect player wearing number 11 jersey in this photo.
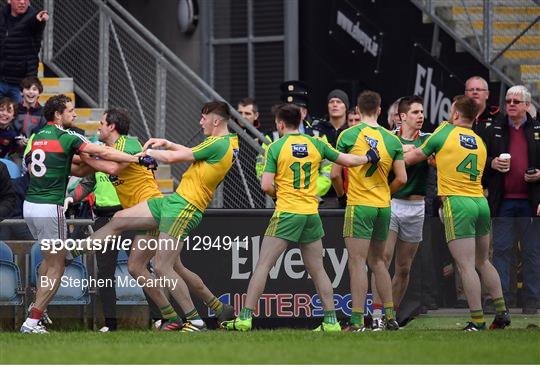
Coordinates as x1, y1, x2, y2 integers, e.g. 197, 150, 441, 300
21, 94, 144, 333
223, 103, 380, 332
405, 95, 509, 331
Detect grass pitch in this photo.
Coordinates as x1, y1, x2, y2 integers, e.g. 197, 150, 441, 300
1, 315, 539, 364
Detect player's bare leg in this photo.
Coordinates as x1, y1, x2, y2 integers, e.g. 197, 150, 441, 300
345, 237, 370, 330
301, 239, 340, 331
371, 230, 397, 325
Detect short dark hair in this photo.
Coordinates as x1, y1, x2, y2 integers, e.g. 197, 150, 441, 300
20, 76, 43, 94
201, 101, 231, 121
452, 95, 479, 122
43, 94, 72, 122
272, 103, 301, 129
104, 108, 131, 135
398, 95, 424, 115
0, 97, 17, 116
238, 97, 258, 112
357, 90, 381, 116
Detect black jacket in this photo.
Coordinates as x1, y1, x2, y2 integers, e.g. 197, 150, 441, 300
312, 118, 347, 148
0, 161, 16, 220
0, 4, 45, 84
473, 105, 499, 143
15, 101, 46, 137
484, 112, 540, 217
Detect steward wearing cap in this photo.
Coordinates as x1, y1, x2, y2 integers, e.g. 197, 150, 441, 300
312, 89, 350, 148
255, 81, 332, 199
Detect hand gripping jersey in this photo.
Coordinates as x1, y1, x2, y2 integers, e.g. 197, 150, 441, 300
420, 122, 486, 197
177, 134, 239, 211
25, 123, 88, 205
337, 124, 403, 207
113, 135, 162, 208
392, 129, 431, 199
263, 133, 340, 214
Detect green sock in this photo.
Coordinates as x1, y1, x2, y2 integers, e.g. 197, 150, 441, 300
493, 297, 507, 314
323, 310, 337, 324
185, 308, 202, 321
350, 307, 364, 327
471, 309, 485, 325
206, 296, 224, 316
384, 302, 395, 320
160, 304, 178, 321
239, 307, 253, 320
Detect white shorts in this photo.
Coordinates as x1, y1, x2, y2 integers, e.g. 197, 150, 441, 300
389, 198, 425, 243
23, 200, 67, 241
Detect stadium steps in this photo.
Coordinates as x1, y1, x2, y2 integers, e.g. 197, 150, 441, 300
40, 77, 74, 94
419, 0, 540, 103
38, 91, 75, 105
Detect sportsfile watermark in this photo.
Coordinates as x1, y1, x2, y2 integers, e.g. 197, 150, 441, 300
40, 235, 250, 253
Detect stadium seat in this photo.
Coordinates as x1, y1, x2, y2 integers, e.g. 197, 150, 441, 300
115, 250, 147, 305
0, 158, 21, 178
30, 242, 90, 305
0, 241, 23, 306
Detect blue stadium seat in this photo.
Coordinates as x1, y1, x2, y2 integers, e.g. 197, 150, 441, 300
0, 158, 21, 178
115, 250, 146, 305
30, 242, 90, 305
0, 241, 23, 305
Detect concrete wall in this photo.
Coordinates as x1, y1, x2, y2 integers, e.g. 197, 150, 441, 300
118, 0, 202, 75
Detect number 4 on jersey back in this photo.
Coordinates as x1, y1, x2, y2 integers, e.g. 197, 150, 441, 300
456, 153, 480, 181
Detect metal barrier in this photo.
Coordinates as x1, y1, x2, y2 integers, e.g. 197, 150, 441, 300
0, 0, 270, 209
411, 0, 540, 106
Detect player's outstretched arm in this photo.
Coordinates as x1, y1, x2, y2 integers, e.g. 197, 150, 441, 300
81, 143, 138, 164
334, 147, 380, 167
390, 159, 407, 194
404, 147, 428, 166
77, 152, 130, 176
145, 146, 194, 164
261, 172, 276, 199
143, 138, 189, 152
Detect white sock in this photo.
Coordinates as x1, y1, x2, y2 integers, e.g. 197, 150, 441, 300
26, 318, 39, 327
190, 319, 205, 327
373, 309, 383, 320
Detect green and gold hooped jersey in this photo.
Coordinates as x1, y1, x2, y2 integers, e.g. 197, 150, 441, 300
177, 134, 239, 211
420, 122, 486, 197
337, 123, 403, 207
264, 133, 340, 214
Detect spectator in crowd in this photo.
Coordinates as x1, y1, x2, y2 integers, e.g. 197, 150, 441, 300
0, 97, 19, 159
485, 85, 540, 314
313, 89, 349, 148
464, 76, 499, 142
15, 76, 46, 140
0, 0, 49, 102
237, 97, 261, 132
386, 98, 401, 130
0, 161, 16, 222
347, 109, 361, 127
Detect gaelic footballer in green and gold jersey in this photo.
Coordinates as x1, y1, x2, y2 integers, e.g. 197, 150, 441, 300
223, 103, 378, 332
405, 95, 508, 330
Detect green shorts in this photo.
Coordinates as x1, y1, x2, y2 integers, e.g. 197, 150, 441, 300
441, 196, 491, 242
265, 211, 324, 244
147, 193, 203, 240
343, 205, 391, 241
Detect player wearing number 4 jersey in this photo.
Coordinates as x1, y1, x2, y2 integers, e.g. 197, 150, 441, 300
20, 95, 151, 334
405, 95, 509, 331
223, 103, 380, 332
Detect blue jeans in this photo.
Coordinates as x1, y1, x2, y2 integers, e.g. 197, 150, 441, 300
492, 199, 540, 303
0, 82, 22, 103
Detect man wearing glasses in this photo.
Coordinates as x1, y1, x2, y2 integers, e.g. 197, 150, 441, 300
484, 85, 540, 315
464, 76, 499, 142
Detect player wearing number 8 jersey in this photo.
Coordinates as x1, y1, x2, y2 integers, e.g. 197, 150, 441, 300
405, 95, 509, 331
223, 103, 379, 332
21, 94, 146, 334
